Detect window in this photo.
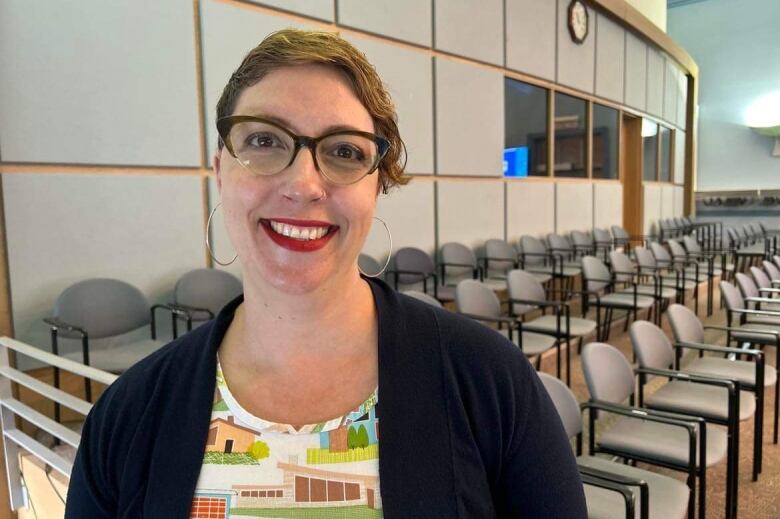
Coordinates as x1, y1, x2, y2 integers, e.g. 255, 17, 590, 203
504, 78, 548, 177
642, 119, 658, 181
592, 104, 619, 179
554, 93, 587, 178
659, 126, 672, 182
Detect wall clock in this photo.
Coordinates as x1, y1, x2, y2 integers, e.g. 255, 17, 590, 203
568, 0, 589, 44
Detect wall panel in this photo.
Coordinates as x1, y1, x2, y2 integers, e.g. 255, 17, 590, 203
624, 31, 648, 111
345, 35, 434, 174
646, 48, 665, 118
674, 129, 686, 184
593, 183, 623, 230
435, 58, 504, 176
437, 181, 504, 250
677, 69, 688, 130
250, 0, 333, 21
663, 59, 678, 124
338, 0, 430, 46
673, 185, 684, 217
507, 182, 555, 242
661, 184, 675, 219
556, 0, 595, 93
505, 0, 556, 81
642, 184, 662, 236
434, 0, 503, 65
556, 182, 593, 233
595, 13, 625, 103
0, 0, 200, 166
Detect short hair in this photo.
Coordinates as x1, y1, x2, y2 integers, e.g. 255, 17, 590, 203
215, 28, 409, 193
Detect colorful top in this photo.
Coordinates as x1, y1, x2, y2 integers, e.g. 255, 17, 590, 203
191, 359, 383, 519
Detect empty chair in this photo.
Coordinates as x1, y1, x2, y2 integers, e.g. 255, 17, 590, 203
735, 272, 780, 312
483, 238, 551, 285
539, 371, 689, 519
668, 303, 777, 481
169, 269, 243, 334
762, 260, 780, 284
358, 254, 384, 279
455, 280, 556, 361
751, 266, 780, 299
582, 342, 729, 519
683, 235, 734, 281
402, 290, 443, 308
389, 247, 454, 303
668, 239, 715, 315
507, 270, 597, 385
592, 228, 613, 260
519, 235, 580, 293
439, 242, 503, 292
635, 246, 699, 313
609, 250, 675, 324
570, 230, 595, 258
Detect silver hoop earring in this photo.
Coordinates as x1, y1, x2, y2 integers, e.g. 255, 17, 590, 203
205, 202, 238, 266
359, 216, 393, 278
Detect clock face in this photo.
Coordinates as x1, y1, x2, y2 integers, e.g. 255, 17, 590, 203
568, 0, 589, 44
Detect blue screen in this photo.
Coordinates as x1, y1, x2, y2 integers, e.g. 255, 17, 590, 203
503, 147, 529, 177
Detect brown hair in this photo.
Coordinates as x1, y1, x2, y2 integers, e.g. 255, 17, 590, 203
216, 28, 408, 193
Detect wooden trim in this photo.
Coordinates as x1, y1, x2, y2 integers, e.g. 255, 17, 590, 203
0, 177, 14, 519
193, 0, 209, 169
547, 90, 555, 178
0, 163, 206, 176
684, 74, 697, 215
586, 100, 594, 179
655, 122, 662, 182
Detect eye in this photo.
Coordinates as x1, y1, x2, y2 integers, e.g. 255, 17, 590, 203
331, 143, 365, 161
246, 132, 286, 150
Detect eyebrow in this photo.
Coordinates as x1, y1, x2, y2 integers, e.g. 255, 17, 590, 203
239, 112, 371, 136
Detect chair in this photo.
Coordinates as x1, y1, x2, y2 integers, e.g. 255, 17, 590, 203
668, 239, 715, 316
168, 269, 243, 335
762, 260, 780, 284
402, 290, 443, 308
439, 242, 503, 292
682, 235, 734, 282
519, 235, 580, 294
609, 250, 675, 325
358, 254, 384, 279
750, 266, 780, 299
582, 342, 730, 519
388, 247, 454, 303
483, 238, 551, 285
592, 227, 614, 260
735, 272, 780, 312
630, 320, 750, 517
667, 303, 777, 481
506, 270, 597, 385
539, 371, 689, 519
634, 246, 699, 314
454, 280, 556, 362
581, 256, 656, 340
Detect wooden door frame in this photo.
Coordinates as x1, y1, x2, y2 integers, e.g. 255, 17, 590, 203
621, 114, 643, 239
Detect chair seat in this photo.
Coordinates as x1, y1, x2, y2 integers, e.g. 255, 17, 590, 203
522, 315, 598, 337
497, 329, 557, 356
684, 357, 777, 388
599, 417, 728, 468
593, 293, 656, 309
660, 275, 699, 289
730, 323, 780, 345
479, 277, 507, 292
62, 339, 166, 373
578, 455, 689, 519
621, 285, 677, 299
526, 264, 581, 277
645, 381, 755, 421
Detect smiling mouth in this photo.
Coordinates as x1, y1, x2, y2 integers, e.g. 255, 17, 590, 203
266, 219, 335, 241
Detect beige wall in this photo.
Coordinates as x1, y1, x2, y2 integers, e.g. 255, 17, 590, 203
626, 0, 667, 31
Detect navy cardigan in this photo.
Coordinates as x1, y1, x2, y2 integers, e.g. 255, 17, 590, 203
65, 278, 586, 518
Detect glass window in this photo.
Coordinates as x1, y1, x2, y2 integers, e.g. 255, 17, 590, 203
592, 104, 619, 179
642, 119, 658, 181
659, 126, 672, 183
553, 93, 587, 178
504, 78, 548, 177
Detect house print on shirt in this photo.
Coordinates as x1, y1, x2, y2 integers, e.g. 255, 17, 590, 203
206, 416, 258, 454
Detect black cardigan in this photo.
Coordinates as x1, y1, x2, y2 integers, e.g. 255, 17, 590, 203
65, 278, 586, 518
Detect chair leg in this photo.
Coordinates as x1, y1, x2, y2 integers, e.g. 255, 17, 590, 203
754, 386, 764, 480
698, 465, 706, 519
775, 376, 779, 444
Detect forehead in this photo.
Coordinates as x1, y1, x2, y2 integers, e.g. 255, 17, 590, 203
232, 64, 374, 135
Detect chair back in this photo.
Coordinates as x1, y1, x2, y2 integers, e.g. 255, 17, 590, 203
610, 225, 630, 243
592, 228, 612, 248
667, 303, 705, 344
547, 233, 572, 256
774, 255, 780, 270
683, 235, 702, 254
440, 242, 477, 284
571, 230, 593, 249
507, 269, 545, 316
403, 290, 443, 308
581, 256, 610, 292
720, 280, 746, 311
726, 227, 740, 248
750, 222, 764, 237
455, 280, 501, 318
751, 266, 772, 291
633, 246, 657, 270
608, 251, 635, 283
667, 239, 687, 262
649, 242, 672, 268
358, 254, 383, 278
484, 239, 516, 278
519, 236, 547, 267
537, 372, 582, 439
581, 342, 635, 404
174, 269, 243, 316
764, 260, 780, 281
394, 247, 435, 284
629, 320, 675, 371
735, 272, 759, 299
53, 278, 150, 339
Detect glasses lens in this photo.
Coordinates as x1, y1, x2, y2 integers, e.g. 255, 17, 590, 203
317, 133, 380, 184
227, 120, 294, 176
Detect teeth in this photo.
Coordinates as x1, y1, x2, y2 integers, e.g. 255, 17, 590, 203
268, 220, 330, 241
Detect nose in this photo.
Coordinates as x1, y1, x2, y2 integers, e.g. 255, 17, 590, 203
280, 144, 327, 203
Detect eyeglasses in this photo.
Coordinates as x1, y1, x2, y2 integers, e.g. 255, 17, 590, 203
216, 115, 390, 185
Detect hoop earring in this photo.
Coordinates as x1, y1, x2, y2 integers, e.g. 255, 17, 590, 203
205, 202, 238, 266
359, 216, 392, 278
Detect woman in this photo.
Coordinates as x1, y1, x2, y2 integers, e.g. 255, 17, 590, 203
66, 29, 586, 518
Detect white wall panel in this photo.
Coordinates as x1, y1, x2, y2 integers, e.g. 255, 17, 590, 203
646, 48, 665, 118
437, 181, 504, 250
556, 0, 595, 93
250, 0, 333, 21
643, 184, 662, 236
201, 0, 313, 160
4, 173, 205, 355
593, 183, 623, 230
435, 58, 504, 176
674, 130, 686, 185
505, 0, 556, 81
434, 0, 503, 65
345, 35, 434, 174
556, 182, 593, 233
663, 60, 678, 124
507, 182, 555, 242
624, 32, 647, 111
364, 180, 436, 260
338, 0, 430, 46
677, 69, 688, 130
673, 185, 684, 217
595, 13, 625, 103
0, 0, 200, 166
661, 184, 675, 219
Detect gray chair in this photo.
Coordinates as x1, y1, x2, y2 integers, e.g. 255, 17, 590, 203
609, 250, 675, 325
519, 235, 580, 293
762, 260, 780, 284
389, 247, 454, 303
402, 290, 443, 308
539, 371, 689, 519
439, 242, 503, 292
667, 303, 777, 480
483, 238, 551, 285
751, 266, 780, 299
455, 279, 556, 361
507, 270, 597, 385
581, 256, 656, 341
635, 246, 699, 313
170, 269, 243, 335
582, 342, 730, 519
358, 254, 384, 279
592, 227, 614, 261
630, 320, 749, 518
683, 235, 734, 282
735, 272, 780, 312
668, 239, 715, 316
719, 280, 780, 356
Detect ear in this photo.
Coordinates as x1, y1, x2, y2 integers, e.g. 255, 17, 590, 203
212, 149, 223, 194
